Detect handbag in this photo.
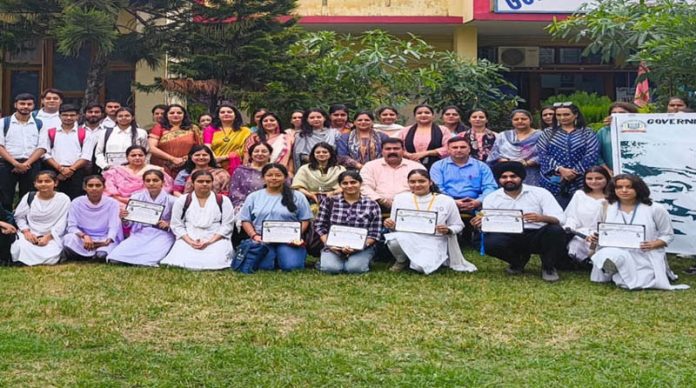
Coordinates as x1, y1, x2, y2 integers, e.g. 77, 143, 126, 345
231, 239, 269, 274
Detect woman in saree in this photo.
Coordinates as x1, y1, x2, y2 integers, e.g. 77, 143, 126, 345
203, 103, 251, 175
292, 142, 345, 205
148, 104, 202, 176
103, 145, 173, 208
243, 112, 294, 174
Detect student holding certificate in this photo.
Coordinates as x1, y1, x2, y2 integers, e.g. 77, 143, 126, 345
314, 170, 381, 274
161, 170, 235, 270
472, 161, 567, 282
240, 163, 313, 271
589, 174, 687, 290
383, 169, 476, 274
107, 169, 176, 266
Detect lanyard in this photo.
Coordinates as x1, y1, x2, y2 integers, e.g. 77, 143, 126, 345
619, 203, 639, 225
413, 194, 437, 211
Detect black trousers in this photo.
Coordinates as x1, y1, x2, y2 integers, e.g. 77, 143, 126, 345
57, 167, 87, 200
484, 224, 567, 271
0, 233, 15, 264
0, 159, 40, 210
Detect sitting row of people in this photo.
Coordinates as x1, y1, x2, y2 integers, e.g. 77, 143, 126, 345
0, 159, 686, 291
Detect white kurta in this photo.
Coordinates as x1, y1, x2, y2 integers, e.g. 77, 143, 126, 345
563, 190, 606, 261
590, 203, 689, 290
161, 193, 235, 270
11, 192, 70, 266
384, 192, 476, 274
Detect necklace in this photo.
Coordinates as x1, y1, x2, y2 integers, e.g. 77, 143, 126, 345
412, 193, 437, 211
221, 127, 233, 142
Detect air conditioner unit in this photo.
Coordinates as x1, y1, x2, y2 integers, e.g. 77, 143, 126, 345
498, 46, 540, 68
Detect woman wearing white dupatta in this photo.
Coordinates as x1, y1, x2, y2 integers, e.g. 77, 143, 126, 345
161, 170, 235, 270
383, 169, 476, 274
11, 171, 70, 266
590, 174, 688, 290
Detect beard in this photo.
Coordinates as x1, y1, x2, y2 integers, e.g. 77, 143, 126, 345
503, 182, 522, 192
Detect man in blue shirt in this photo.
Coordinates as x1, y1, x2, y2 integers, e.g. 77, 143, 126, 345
430, 136, 497, 213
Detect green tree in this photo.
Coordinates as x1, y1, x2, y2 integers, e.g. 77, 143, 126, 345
252, 30, 519, 127
547, 0, 696, 103
0, 0, 180, 108
150, 0, 300, 114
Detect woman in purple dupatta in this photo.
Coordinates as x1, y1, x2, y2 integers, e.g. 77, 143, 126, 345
229, 142, 273, 210
487, 109, 542, 186
107, 169, 176, 266
62, 175, 123, 261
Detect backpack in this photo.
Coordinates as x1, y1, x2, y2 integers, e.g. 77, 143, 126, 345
47, 126, 87, 149
181, 192, 224, 218
27, 191, 37, 206
231, 238, 269, 274
103, 126, 138, 148
2, 115, 43, 137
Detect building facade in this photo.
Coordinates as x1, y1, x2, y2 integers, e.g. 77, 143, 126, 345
1, 0, 632, 121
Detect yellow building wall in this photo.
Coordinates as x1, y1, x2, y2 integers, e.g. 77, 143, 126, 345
296, 0, 464, 16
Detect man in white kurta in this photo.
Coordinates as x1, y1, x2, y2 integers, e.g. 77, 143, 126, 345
473, 161, 567, 282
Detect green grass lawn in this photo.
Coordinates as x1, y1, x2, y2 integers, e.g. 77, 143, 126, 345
1, 250, 695, 386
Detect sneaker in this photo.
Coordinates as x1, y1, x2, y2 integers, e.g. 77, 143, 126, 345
506, 266, 524, 275
389, 261, 409, 272
542, 268, 560, 282
602, 259, 618, 275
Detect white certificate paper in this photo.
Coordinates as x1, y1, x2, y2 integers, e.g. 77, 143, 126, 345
326, 225, 368, 250
395, 209, 437, 234
106, 152, 127, 166
124, 199, 165, 226
598, 223, 646, 249
262, 221, 302, 243
481, 209, 524, 234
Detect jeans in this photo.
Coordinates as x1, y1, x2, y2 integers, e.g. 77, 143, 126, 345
320, 247, 375, 274
257, 243, 307, 271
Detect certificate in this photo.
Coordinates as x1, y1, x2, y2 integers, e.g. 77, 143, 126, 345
124, 199, 165, 226
395, 209, 437, 234
326, 225, 368, 250
262, 221, 302, 243
106, 152, 127, 166
481, 209, 524, 234
597, 222, 646, 249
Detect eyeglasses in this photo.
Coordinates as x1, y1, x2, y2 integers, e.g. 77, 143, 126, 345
553, 102, 573, 108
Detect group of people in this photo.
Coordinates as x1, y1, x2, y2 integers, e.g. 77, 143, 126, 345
0, 89, 692, 291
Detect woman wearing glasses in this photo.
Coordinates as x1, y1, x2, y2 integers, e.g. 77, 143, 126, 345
537, 102, 600, 209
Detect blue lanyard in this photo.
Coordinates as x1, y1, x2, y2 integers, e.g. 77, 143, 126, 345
619, 203, 639, 225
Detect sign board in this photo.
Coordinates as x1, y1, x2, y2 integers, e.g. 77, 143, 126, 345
494, 0, 588, 13
612, 113, 696, 254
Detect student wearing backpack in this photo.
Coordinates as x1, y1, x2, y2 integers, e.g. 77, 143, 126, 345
34, 88, 63, 130
0, 93, 48, 210
42, 104, 91, 199
160, 170, 235, 270
11, 171, 70, 266
94, 107, 148, 171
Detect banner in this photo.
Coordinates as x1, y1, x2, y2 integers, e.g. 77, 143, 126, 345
494, 0, 588, 13
611, 113, 696, 254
